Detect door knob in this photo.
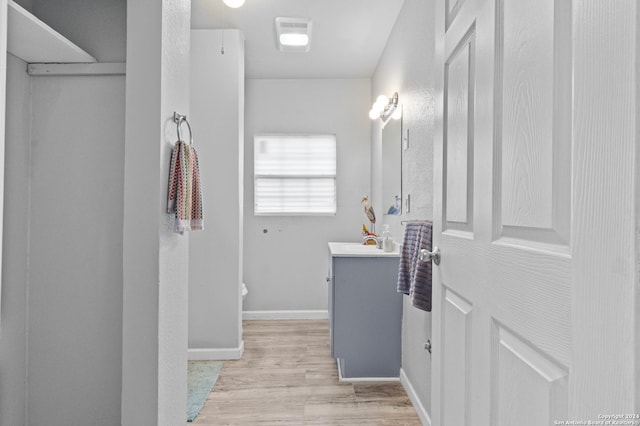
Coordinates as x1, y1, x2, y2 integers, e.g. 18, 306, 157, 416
419, 246, 440, 265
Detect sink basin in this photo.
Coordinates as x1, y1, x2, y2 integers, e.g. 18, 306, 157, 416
341, 243, 380, 253
328, 242, 400, 257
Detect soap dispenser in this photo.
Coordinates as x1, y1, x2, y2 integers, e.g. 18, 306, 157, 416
382, 224, 394, 252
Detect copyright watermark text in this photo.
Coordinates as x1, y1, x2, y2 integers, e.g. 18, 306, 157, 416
554, 414, 640, 425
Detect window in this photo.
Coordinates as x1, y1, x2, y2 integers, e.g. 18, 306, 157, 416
254, 134, 337, 215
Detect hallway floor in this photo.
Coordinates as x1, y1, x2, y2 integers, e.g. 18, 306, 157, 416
190, 319, 421, 425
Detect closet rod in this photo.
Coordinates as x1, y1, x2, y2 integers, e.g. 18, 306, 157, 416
28, 62, 126, 76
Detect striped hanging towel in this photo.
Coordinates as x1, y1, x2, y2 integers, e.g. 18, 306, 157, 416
189, 145, 204, 230
397, 221, 432, 312
167, 141, 204, 233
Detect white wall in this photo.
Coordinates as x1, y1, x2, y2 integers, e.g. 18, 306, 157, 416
243, 79, 371, 312
0, 53, 31, 426
189, 29, 244, 356
371, 0, 435, 420
122, 1, 191, 424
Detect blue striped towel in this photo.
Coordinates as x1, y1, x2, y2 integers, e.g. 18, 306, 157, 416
397, 221, 433, 312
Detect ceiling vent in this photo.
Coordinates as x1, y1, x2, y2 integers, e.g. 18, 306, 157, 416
275, 17, 312, 53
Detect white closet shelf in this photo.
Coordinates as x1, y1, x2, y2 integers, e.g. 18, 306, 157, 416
7, 0, 96, 64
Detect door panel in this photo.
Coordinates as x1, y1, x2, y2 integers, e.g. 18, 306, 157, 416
446, 0, 465, 30
497, 0, 572, 246
441, 287, 472, 425
500, 0, 555, 230
492, 324, 569, 426
444, 29, 475, 231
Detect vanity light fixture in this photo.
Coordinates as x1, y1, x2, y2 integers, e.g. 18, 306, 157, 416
223, 0, 245, 8
369, 92, 401, 124
275, 17, 312, 52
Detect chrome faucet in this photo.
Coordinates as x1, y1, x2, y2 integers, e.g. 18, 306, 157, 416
363, 235, 382, 249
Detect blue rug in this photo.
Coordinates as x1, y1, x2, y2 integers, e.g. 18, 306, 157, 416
187, 361, 223, 422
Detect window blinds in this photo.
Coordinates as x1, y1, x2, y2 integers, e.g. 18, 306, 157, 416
254, 134, 337, 215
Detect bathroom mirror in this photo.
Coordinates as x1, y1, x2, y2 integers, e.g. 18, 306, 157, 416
381, 107, 402, 215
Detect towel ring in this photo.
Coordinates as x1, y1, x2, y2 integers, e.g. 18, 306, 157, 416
173, 112, 193, 145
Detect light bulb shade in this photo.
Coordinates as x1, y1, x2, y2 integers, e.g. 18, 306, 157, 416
369, 109, 380, 120
223, 0, 245, 8
376, 95, 389, 105
374, 100, 386, 111
372, 102, 384, 114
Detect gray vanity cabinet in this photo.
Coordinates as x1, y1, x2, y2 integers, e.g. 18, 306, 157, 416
327, 251, 402, 379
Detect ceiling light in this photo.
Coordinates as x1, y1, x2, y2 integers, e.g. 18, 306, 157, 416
279, 33, 309, 47
275, 17, 312, 52
223, 0, 245, 8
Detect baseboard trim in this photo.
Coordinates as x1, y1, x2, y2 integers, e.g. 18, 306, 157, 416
242, 310, 328, 320
336, 359, 400, 383
188, 341, 244, 361
400, 368, 431, 426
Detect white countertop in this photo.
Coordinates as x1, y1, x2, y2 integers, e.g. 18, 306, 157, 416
328, 242, 401, 258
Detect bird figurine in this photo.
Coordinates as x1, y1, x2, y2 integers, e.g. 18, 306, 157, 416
361, 195, 376, 234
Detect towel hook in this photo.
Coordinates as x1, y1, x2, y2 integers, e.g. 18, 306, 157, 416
173, 112, 193, 145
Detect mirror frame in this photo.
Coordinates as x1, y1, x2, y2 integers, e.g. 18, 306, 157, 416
381, 105, 402, 216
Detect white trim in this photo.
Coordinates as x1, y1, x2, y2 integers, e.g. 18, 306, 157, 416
400, 368, 431, 426
339, 376, 400, 383
242, 310, 328, 320
336, 359, 399, 383
188, 341, 244, 361
28, 62, 126, 76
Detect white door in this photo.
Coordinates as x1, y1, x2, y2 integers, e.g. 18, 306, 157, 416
0, 0, 7, 333
432, 0, 638, 425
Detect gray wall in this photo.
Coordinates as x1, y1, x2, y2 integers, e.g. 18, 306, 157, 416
0, 53, 31, 426
371, 0, 435, 417
189, 29, 244, 354
0, 60, 126, 426
28, 74, 125, 426
243, 79, 371, 312
13, 0, 33, 12
31, 0, 126, 62
0, 1, 127, 424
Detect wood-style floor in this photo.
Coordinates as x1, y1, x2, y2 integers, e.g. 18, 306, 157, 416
191, 320, 422, 425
